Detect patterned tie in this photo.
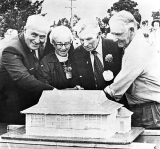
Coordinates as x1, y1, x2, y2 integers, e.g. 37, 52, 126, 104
91, 50, 105, 90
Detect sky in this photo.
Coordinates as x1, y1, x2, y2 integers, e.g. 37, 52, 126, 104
41, 0, 160, 25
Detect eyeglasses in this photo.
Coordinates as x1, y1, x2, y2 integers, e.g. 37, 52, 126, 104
53, 41, 71, 48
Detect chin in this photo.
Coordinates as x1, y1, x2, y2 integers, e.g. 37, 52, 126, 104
85, 48, 94, 52
30, 46, 39, 50
118, 43, 125, 48
60, 53, 67, 57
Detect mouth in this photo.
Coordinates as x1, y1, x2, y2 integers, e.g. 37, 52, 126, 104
83, 46, 92, 51
32, 42, 39, 47
60, 50, 68, 54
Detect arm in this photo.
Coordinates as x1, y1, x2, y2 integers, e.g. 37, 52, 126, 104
37, 57, 53, 86
104, 50, 144, 101
2, 47, 53, 92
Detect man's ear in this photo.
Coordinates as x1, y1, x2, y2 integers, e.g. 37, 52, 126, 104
130, 27, 134, 32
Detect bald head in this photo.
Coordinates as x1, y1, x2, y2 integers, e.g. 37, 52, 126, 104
24, 15, 50, 50
109, 10, 138, 30
109, 10, 138, 48
25, 15, 50, 34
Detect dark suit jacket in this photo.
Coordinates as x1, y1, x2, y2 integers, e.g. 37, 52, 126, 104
73, 37, 123, 90
0, 33, 53, 124
38, 51, 80, 89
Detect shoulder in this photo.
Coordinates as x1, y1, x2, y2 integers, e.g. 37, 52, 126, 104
41, 52, 57, 63
2, 35, 22, 54
73, 45, 87, 55
102, 37, 117, 47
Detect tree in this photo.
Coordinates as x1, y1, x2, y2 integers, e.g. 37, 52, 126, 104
57, 18, 71, 29
107, 0, 141, 24
0, 0, 44, 37
152, 10, 160, 20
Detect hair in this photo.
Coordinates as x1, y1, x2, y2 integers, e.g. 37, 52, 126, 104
49, 26, 73, 44
73, 18, 101, 36
109, 10, 139, 29
25, 15, 50, 33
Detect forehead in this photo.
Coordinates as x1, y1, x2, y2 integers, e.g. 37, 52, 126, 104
110, 21, 127, 34
26, 25, 48, 35
54, 34, 71, 43
79, 28, 98, 39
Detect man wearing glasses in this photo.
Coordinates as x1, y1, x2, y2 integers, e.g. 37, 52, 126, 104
0, 15, 53, 124
38, 26, 82, 90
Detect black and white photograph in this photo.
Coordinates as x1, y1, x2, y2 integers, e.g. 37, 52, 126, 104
0, 0, 160, 148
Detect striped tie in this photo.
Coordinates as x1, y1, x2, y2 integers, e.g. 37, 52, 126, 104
91, 50, 106, 90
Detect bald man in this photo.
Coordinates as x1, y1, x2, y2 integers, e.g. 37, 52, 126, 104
0, 15, 53, 124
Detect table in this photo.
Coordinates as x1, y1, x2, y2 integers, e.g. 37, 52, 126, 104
0, 123, 156, 149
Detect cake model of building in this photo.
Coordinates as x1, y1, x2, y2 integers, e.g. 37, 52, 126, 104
21, 90, 133, 139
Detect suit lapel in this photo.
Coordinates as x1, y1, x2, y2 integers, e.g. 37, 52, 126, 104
102, 38, 111, 70
53, 54, 68, 84
19, 33, 37, 76
82, 46, 96, 88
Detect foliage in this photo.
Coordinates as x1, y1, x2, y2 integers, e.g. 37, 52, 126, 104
0, 0, 44, 37
72, 14, 80, 27
57, 18, 71, 29
152, 11, 160, 20
107, 0, 141, 24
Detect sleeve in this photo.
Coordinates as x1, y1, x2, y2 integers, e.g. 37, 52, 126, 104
37, 56, 53, 86
68, 52, 81, 88
104, 50, 145, 100
2, 47, 53, 92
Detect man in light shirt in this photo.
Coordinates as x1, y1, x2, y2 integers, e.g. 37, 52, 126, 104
104, 10, 160, 128
73, 18, 123, 90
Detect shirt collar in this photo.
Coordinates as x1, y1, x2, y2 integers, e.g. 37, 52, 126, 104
55, 53, 68, 62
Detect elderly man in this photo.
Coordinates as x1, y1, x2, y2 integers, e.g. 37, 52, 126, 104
38, 26, 81, 89
104, 10, 160, 128
73, 18, 123, 90
0, 15, 53, 124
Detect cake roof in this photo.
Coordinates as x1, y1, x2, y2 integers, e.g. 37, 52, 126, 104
21, 90, 123, 115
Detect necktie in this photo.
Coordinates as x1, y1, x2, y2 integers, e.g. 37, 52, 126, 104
31, 50, 39, 70
91, 50, 105, 90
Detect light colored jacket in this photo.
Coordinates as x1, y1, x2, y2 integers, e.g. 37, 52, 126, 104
106, 30, 160, 105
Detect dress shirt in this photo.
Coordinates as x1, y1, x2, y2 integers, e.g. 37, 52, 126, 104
30, 50, 39, 59
90, 37, 103, 71
149, 29, 160, 53
105, 30, 160, 105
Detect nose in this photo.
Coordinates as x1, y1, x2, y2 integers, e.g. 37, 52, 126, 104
34, 36, 40, 43
61, 44, 66, 49
83, 40, 89, 47
112, 34, 118, 42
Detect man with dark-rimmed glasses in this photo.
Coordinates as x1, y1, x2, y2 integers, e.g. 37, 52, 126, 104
38, 25, 83, 90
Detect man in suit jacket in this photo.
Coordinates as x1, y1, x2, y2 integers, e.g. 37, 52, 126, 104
0, 15, 53, 124
73, 18, 123, 90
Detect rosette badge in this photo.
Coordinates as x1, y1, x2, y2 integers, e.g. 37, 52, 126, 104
103, 70, 114, 81
105, 54, 113, 63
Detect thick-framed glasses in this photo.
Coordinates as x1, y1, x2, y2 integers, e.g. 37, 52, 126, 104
53, 41, 72, 48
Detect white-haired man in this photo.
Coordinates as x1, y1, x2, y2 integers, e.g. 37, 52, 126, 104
0, 15, 53, 124
104, 10, 160, 128
73, 18, 123, 90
